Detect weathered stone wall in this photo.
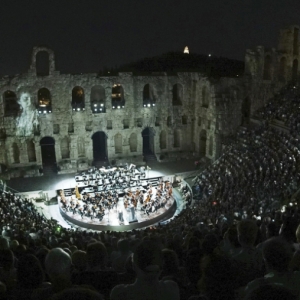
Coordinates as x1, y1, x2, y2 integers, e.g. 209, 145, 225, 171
245, 25, 300, 113
0, 47, 242, 176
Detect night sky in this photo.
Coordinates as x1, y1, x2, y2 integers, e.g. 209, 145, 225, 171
1, 0, 300, 75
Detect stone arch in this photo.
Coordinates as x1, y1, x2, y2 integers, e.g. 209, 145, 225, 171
293, 27, 299, 55
3, 90, 19, 117
92, 131, 107, 161
209, 136, 213, 156
160, 130, 167, 149
12, 142, 20, 163
114, 133, 123, 154
263, 55, 272, 80
30, 46, 55, 75
112, 84, 125, 108
202, 86, 209, 108
77, 137, 85, 157
167, 116, 172, 127
27, 139, 36, 162
174, 129, 181, 148
37, 88, 51, 112
91, 85, 106, 113
129, 133, 137, 152
60, 136, 70, 159
199, 130, 207, 156
40, 136, 56, 166
172, 84, 183, 106
292, 59, 298, 81
143, 84, 155, 107
279, 57, 287, 82
182, 115, 188, 125
198, 116, 202, 126
72, 86, 85, 111
241, 97, 251, 125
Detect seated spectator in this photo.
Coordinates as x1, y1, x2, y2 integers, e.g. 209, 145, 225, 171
244, 283, 298, 300
71, 250, 87, 273
12, 254, 50, 300
243, 237, 300, 297
33, 248, 74, 299
0, 249, 17, 293
72, 242, 118, 299
234, 220, 263, 287
112, 239, 132, 273
50, 287, 103, 300
110, 239, 180, 300
160, 249, 189, 300
190, 254, 236, 300
221, 225, 241, 257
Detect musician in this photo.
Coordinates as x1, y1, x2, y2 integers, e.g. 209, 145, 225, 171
129, 201, 136, 221
79, 207, 84, 219
118, 207, 124, 224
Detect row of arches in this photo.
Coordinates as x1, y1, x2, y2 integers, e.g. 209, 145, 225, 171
3, 83, 210, 116
263, 55, 298, 81
11, 129, 214, 165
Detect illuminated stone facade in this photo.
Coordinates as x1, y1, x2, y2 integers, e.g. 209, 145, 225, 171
2, 24, 299, 177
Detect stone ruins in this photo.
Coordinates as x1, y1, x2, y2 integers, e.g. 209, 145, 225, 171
0, 25, 298, 178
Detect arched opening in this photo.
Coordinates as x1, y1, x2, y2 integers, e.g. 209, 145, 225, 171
182, 115, 188, 125
114, 133, 123, 154
142, 127, 155, 155
174, 129, 180, 148
27, 139, 36, 162
198, 117, 202, 126
241, 97, 251, 125
172, 84, 183, 106
263, 55, 272, 80
60, 137, 70, 159
111, 84, 125, 109
77, 137, 85, 157
167, 116, 172, 127
292, 59, 298, 81
91, 85, 106, 113
92, 131, 107, 161
199, 130, 207, 157
12, 143, 20, 163
160, 130, 167, 150
202, 87, 209, 108
36, 51, 49, 76
40, 137, 56, 167
209, 136, 213, 156
3, 91, 19, 117
293, 27, 299, 55
129, 133, 137, 152
72, 86, 85, 111
143, 84, 155, 107
279, 57, 287, 82
37, 88, 51, 113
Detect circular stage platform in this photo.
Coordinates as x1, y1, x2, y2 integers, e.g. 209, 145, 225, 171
58, 165, 178, 231
59, 197, 176, 231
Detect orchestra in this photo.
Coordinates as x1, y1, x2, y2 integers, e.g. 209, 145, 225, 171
59, 164, 173, 224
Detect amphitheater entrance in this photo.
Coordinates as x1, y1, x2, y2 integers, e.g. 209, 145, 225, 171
142, 127, 155, 155
40, 137, 56, 175
92, 131, 107, 165
199, 130, 207, 157
241, 97, 251, 125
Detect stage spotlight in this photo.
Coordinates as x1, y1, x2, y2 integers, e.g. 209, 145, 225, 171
147, 104, 150, 107
117, 106, 120, 109
94, 104, 97, 107
101, 103, 104, 107
77, 108, 80, 111
43, 111, 47, 114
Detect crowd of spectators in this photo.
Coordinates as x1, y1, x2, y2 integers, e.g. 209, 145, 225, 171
253, 84, 300, 133
0, 85, 300, 299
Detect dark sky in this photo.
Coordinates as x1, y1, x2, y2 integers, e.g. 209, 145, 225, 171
0, 0, 300, 75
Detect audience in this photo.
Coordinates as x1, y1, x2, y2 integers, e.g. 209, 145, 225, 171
0, 84, 300, 299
